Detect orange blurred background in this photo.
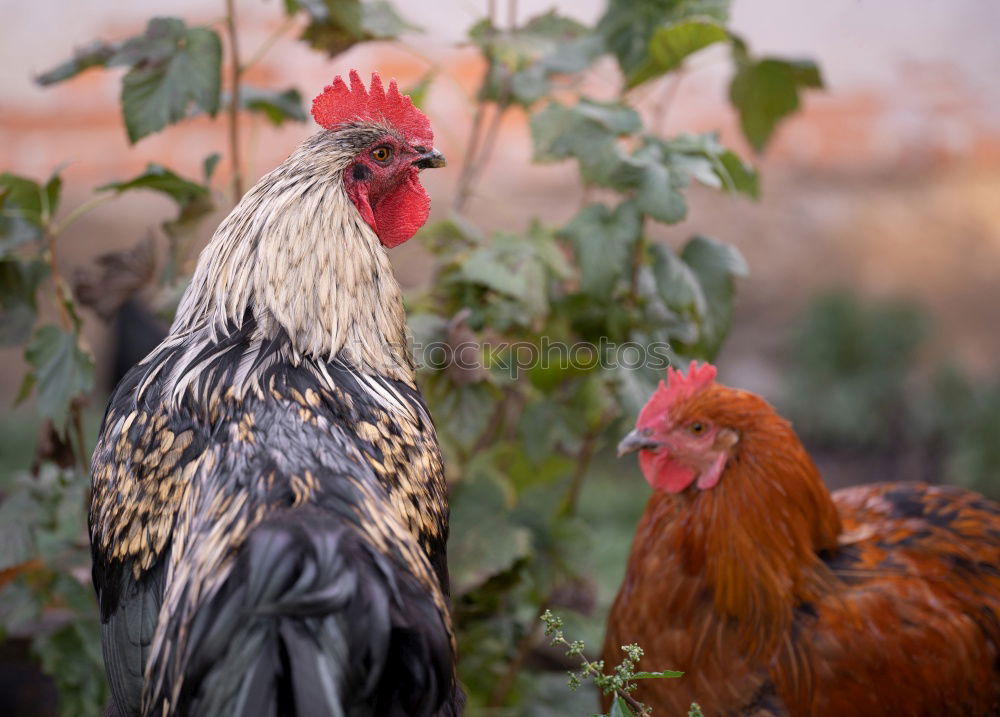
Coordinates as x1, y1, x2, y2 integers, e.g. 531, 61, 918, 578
2, 0, 999, 401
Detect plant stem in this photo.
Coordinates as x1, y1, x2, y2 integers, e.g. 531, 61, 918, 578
452, 98, 489, 213
453, 98, 509, 213
627, 233, 646, 306
240, 15, 296, 72
44, 233, 73, 333
560, 423, 602, 516
49, 194, 116, 236
488, 599, 550, 707
225, 0, 244, 200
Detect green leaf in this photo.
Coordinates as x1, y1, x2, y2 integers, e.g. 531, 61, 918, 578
117, 18, 222, 143
472, 11, 597, 106
560, 202, 641, 296
678, 235, 747, 358
713, 148, 759, 198
532, 100, 641, 186
203, 153, 221, 183
362, 0, 418, 36
98, 163, 209, 206
22, 325, 95, 428
0, 172, 61, 252
0, 258, 48, 346
239, 86, 307, 126
598, 0, 730, 75
729, 57, 823, 151
291, 0, 416, 57
635, 162, 687, 223
456, 231, 557, 318
0, 490, 41, 571
628, 19, 728, 88
609, 695, 636, 717
35, 41, 118, 86
652, 133, 758, 198
633, 669, 684, 679
650, 243, 704, 315
448, 470, 533, 595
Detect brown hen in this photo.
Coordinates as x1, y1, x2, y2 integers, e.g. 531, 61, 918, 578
604, 362, 1000, 716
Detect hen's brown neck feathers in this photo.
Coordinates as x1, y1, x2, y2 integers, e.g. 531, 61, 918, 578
649, 392, 842, 655
173, 130, 412, 381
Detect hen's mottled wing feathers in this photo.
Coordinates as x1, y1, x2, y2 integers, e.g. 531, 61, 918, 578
779, 483, 1000, 715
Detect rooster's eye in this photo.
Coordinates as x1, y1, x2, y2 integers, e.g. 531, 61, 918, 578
689, 422, 707, 435
371, 146, 393, 163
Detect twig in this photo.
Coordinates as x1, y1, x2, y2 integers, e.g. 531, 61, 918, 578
452, 98, 489, 213
240, 15, 296, 72
225, 0, 244, 199
453, 93, 510, 213
560, 423, 602, 516
49, 193, 116, 236
44, 232, 73, 332
627, 233, 646, 306
488, 599, 550, 707
649, 69, 686, 136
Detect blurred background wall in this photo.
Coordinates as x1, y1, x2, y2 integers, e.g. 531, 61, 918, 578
3, 0, 999, 407
2, 0, 999, 405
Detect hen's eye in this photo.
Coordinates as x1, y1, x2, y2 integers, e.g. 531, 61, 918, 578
689, 422, 707, 435
371, 146, 392, 163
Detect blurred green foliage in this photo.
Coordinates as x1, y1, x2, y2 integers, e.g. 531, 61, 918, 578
0, 0, 825, 714
783, 289, 1000, 499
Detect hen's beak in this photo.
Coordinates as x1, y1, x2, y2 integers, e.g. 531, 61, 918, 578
414, 148, 446, 169
617, 428, 662, 457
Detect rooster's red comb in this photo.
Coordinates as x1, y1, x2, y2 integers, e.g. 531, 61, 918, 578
311, 70, 433, 147
637, 361, 717, 427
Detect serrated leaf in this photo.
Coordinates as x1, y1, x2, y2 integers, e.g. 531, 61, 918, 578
118, 18, 222, 143
560, 202, 641, 296
609, 695, 636, 717
635, 162, 687, 223
628, 19, 728, 88
35, 41, 118, 86
0, 490, 41, 572
0, 258, 48, 346
650, 243, 705, 315
729, 57, 823, 151
240, 86, 307, 125
472, 10, 596, 107
362, 0, 418, 36
532, 100, 641, 186
294, 0, 415, 56
598, 0, 731, 75
23, 325, 94, 428
678, 235, 747, 358
713, 148, 759, 198
457, 232, 552, 317
98, 163, 209, 206
203, 153, 221, 183
653, 133, 758, 198
633, 669, 684, 679
448, 471, 533, 595
0, 172, 60, 252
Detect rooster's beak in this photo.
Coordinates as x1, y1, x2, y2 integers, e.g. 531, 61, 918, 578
617, 428, 661, 457
414, 148, 447, 169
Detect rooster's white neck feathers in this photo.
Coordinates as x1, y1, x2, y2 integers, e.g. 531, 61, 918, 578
172, 131, 412, 382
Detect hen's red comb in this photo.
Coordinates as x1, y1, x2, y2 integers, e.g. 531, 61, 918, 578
311, 70, 433, 147
637, 361, 717, 427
